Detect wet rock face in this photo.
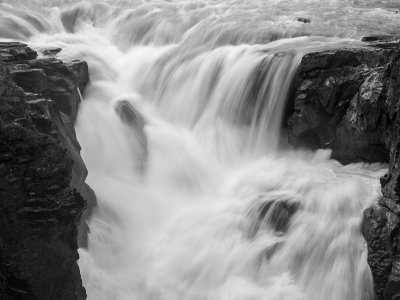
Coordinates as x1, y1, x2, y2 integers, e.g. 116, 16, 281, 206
0, 42, 37, 62
362, 204, 400, 300
11, 56, 89, 120
288, 45, 396, 164
0, 43, 90, 299
287, 41, 400, 300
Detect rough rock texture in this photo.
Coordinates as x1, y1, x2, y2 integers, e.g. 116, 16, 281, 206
362, 204, 400, 300
288, 43, 396, 163
287, 40, 400, 299
0, 42, 90, 300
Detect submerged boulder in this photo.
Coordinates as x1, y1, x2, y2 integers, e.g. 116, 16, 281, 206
245, 194, 299, 263
246, 194, 300, 238
114, 99, 148, 172
115, 99, 146, 133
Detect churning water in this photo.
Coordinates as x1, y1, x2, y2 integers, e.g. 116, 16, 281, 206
1, 0, 398, 299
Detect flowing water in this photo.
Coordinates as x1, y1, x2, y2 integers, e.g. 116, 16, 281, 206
1, 0, 399, 299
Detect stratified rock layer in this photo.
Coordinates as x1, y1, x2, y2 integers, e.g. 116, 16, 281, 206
287, 40, 400, 299
0, 42, 89, 300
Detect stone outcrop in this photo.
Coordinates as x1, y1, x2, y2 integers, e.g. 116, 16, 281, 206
287, 43, 396, 164
0, 42, 90, 299
287, 40, 400, 299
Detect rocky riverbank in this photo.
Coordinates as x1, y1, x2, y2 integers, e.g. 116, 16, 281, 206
287, 39, 400, 300
0, 42, 91, 300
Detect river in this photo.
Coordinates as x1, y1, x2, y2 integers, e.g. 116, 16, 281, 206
1, 1, 398, 299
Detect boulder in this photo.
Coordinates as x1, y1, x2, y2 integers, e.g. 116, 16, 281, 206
42, 47, 62, 56
115, 99, 148, 172
294, 17, 311, 24
287, 45, 395, 164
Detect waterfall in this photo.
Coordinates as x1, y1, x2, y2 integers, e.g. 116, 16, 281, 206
0, 0, 393, 299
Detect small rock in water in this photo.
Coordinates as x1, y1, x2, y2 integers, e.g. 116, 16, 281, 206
246, 195, 300, 238
115, 100, 146, 130
115, 99, 148, 172
361, 35, 396, 42
42, 48, 62, 56
295, 17, 311, 23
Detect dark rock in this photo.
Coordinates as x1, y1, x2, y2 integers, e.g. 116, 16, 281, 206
115, 100, 145, 131
66, 61, 89, 93
42, 48, 62, 56
115, 99, 148, 172
362, 204, 400, 300
3, 53, 89, 121
12, 69, 48, 94
362, 35, 397, 43
0, 43, 91, 300
287, 45, 394, 164
294, 17, 311, 24
246, 195, 299, 238
26, 58, 89, 120
77, 183, 97, 248
287, 41, 400, 299
0, 42, 37, 62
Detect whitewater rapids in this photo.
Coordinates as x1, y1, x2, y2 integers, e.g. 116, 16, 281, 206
1, 0, 397, 299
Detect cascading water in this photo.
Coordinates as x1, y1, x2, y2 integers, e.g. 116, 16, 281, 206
1, 0, 398, 299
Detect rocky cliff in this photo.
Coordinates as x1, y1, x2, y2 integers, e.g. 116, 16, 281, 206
0, 42, 90, 300
287, 39, 400, 299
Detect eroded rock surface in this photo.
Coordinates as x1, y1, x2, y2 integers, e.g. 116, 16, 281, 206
287, 40, 400, 299
0, 42, 90, 300
288, 44, 397, 163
